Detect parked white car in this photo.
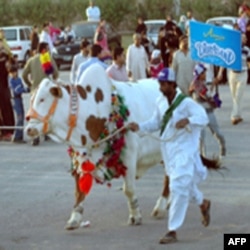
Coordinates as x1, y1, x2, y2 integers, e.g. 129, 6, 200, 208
0, 25, 32, 65
144, 19, 165, 46
206, 16, 238, 29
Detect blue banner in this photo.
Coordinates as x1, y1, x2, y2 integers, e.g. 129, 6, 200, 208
189, 21, 242, 71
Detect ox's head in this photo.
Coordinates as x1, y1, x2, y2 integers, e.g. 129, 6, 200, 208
25, 79, 69, 139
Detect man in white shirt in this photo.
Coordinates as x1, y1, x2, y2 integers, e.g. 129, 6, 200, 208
106, 47, 129, 81
70, 39, 90, 83
86, 0, 101, 21
40, 22, 57, 54
129, 68, 211, 244
126, 33, 149, 81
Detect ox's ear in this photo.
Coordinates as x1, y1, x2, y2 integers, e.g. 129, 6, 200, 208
50, 86, 63, 98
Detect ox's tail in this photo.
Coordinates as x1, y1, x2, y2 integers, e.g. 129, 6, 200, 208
200, 155, 225, 171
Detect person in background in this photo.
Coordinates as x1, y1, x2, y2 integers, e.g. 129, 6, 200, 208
237, 6, 248, 33
76, 44, 108, 83
64, 25, 76, 43
40, 22, 57, 54
48, 21, 61, 44
70, 39, 90, 84
86, 0, 101, 21
22, 42, 59, 146
106, 47, 129, 81
0, 39, 15, 141
128, 67, 211, 244
0, 29, 12, 57
94, 19, 111, 62
135, 16, 147, 35
185, 10, 196, 30
189, 63, 226, 157
171, 34, 196, 95
126, 33, 149, 81
149, 49, 164, 78
218, 33, 250, 125
178, 15, 187, 35
30, 25, 39, 56
8, 65, 30, 143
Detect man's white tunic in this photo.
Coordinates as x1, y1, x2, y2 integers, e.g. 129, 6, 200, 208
138, 89, 209, 231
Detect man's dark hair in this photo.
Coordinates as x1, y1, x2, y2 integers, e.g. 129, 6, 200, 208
91, 44, 102, 57
112, 47, 124, 60
43, 22, 49, 28
80, 39, 90, 49
38, 42, 48, 53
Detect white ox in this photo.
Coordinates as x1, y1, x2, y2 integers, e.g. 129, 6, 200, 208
25, 64, 169, 230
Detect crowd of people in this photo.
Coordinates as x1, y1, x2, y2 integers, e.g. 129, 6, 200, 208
0, 0, 250, 244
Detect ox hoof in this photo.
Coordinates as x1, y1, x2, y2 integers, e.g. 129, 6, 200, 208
65, 206, 83, 230
151, 209, 166, 219
151, 196, 169, 219
64, 221, 81, 230
128, 216, 142, 225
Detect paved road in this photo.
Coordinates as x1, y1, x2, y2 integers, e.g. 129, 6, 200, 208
0, 71, 250, 250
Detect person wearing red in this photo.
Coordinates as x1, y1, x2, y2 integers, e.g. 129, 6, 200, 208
149, 49, 164, 78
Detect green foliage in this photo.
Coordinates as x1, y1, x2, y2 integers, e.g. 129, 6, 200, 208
0, 0, 243, 29
96, 0, 136, 29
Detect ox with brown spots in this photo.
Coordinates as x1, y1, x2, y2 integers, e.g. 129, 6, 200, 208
25, 64, 169, 230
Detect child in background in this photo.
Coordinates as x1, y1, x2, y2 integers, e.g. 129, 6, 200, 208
8, 65, 30, 143
189, 63, 226, 157
149, 49, 164, 78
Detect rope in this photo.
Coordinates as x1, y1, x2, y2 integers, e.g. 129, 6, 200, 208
0, 126, 24, 130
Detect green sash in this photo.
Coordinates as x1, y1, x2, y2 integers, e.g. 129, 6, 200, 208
160, 93, 187, 135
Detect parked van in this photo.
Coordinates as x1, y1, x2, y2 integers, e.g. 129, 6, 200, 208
0, 25, 32, 65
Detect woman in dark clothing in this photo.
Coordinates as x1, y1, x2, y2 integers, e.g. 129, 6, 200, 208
0, 39, 15, 140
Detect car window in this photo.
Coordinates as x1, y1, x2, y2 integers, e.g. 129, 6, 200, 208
146, 23, 164, 33
3, 29, 17, 41
19, 29, 26, 41
24, 28, 31, 39
72, 23, 97, 38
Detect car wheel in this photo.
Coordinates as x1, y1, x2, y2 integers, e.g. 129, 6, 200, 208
24, 51, 30, 65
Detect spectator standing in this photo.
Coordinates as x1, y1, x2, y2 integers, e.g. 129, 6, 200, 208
135, 17, 147, 35
185, 10, 196, 30
40, 22, 57, 54
126, 33, 149, 81
8, 66, 30, 143
237, 6, 248, 33
22, 42, 59, 145
149, 49, 164, 78
48, 22, 61, 44
0, 39, 15, 141
106, 47, 129, 81
171, 35, 196, 95
220, 33, 250, 125
30, 25, 39, 56
189, 63, 226, 157
76, 44, 108, 83
128, 67, 211, 244
178, 15, 187, 35
70, 39, 90, 84
0, 29, 12, 57
86, 0, 101, 21
94, 19, 111, 61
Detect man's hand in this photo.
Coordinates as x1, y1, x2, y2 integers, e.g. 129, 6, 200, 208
128, 122, 139, 132
175, 118, 189, 129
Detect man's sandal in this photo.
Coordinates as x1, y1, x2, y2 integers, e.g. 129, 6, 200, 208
159, 231, 177, 244
201, 199, 211, 227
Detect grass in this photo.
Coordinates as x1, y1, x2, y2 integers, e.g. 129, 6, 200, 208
122, 34, 133, 50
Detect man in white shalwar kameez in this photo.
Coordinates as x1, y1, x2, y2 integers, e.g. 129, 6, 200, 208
126, 33, 149, 81
129, 68, 211, 244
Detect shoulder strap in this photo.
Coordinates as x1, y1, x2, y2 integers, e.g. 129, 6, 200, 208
160, 93, 187, 135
